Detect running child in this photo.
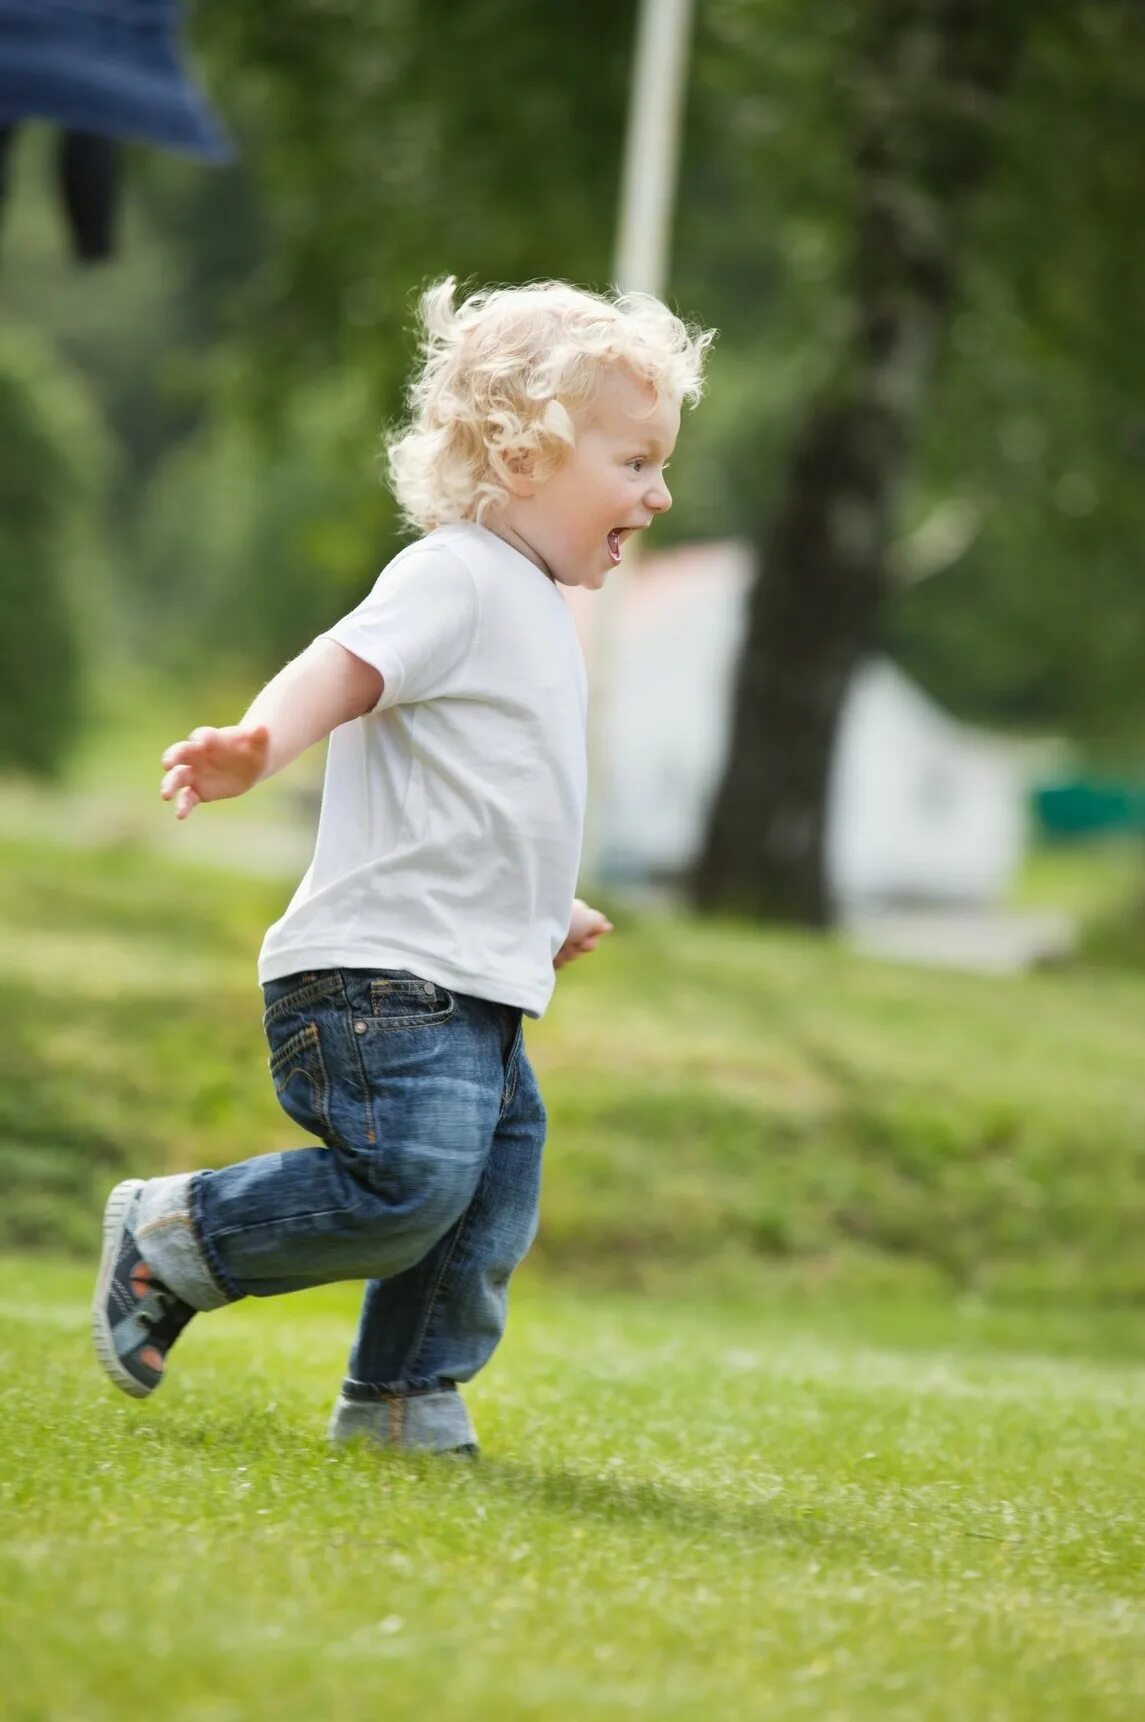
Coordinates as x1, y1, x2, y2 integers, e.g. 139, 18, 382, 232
92, 277, 713, 1453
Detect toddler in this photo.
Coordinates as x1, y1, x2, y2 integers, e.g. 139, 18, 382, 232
92, 277, 712, 1453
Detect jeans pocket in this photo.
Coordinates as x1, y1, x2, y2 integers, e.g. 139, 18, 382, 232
366, 971, 456, 1031
268, 1021, 335, 1144
263, 971, 340, 1032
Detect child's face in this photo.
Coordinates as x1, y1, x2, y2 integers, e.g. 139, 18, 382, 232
496, 368, 680, 590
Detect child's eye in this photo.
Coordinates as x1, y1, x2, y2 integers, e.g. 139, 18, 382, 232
628, 458, 646, 472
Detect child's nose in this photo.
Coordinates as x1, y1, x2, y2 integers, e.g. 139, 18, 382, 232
647, 476, 672, 514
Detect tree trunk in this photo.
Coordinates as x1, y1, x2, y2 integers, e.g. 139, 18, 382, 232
692, 0, 1033, 924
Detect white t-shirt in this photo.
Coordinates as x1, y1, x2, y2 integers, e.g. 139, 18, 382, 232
257, 522, 588, 1017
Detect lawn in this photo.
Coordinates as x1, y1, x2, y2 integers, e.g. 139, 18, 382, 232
3, 816, 1145, 1715
2, 1257, 1143, 1720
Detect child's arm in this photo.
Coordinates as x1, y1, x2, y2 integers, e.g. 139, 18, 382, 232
160, 639, 383, 820
554, 899, 614, 969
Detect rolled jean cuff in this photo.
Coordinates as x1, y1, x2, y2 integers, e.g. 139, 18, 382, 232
327, 1384, 477, 1452
134, 1172, 234, 1312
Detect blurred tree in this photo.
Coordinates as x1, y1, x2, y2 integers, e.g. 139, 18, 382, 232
111, 0, 637, 670
201, 0, 1143, 802
11, 0, 1138, 802
0, 330, 111, 774
200, 0, 631, 408
884, 3, 1145, 758
691, 0, 1145, 921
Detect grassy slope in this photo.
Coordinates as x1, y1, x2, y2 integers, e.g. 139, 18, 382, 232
3, 833, 1145, 1299
2, 1259, 1144, 1721
4, 825, 1145, 1716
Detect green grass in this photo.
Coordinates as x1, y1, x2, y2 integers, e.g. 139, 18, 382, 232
3, 832, 1145, 1298
4, 810, 1145, 1714
3, 1258, 1144, 1720
1011, 838, 1145, 971
1009, 837, 1145, 920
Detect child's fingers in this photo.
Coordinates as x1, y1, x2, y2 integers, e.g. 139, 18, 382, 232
176, 786, 200, 820
161, 735, 213, 770
163, 726, 265, 771
161, 763, 194, 801
162, 727, 217, 767
554, 924, 616, 970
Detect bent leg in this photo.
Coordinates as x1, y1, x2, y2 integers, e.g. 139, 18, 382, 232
137, 971, 507, 1307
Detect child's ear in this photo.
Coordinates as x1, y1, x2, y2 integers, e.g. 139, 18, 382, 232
499, 449, 536, 497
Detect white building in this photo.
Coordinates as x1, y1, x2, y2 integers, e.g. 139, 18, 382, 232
565, 540, 1034, 908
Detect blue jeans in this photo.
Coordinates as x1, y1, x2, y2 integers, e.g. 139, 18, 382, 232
136, 968, 546, 1450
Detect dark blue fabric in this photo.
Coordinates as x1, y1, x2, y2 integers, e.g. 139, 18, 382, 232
58, 129, 119, 259
0, 0, 232, 160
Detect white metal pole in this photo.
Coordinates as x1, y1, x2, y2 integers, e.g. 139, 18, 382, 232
615, 0, 696, 297
580, 0, 696, 886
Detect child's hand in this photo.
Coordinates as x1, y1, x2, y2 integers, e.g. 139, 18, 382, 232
554, 898, 614, 969
160, 724, 270, 820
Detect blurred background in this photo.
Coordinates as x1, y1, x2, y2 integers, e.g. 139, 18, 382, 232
2, 0, 1144, 1290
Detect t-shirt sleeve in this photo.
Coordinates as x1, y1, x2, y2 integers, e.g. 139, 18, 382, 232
322, 546, 479, 710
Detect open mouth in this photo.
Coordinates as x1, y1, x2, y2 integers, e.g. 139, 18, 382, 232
607, 529, 626, 565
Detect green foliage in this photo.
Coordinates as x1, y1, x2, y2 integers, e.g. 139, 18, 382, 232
4, 5, 1145, 762
3, 834, 1145, 1301
674, 2, 1145, 756
0, 331, 113, 776
201, 0, 632, 384
135, 370, 397, 672
191, 0, 1145, 757
0, 128, 264, 486
3, 1259, 1145, 1718
877, 5, 1145, 749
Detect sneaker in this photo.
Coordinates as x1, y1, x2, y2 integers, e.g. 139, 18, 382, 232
92, 1179, 196, 1399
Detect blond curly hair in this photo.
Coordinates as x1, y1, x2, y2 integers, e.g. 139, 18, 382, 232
386, 278, 714, 533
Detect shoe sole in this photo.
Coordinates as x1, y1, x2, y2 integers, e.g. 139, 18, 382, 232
92, 1178, 152, 1400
